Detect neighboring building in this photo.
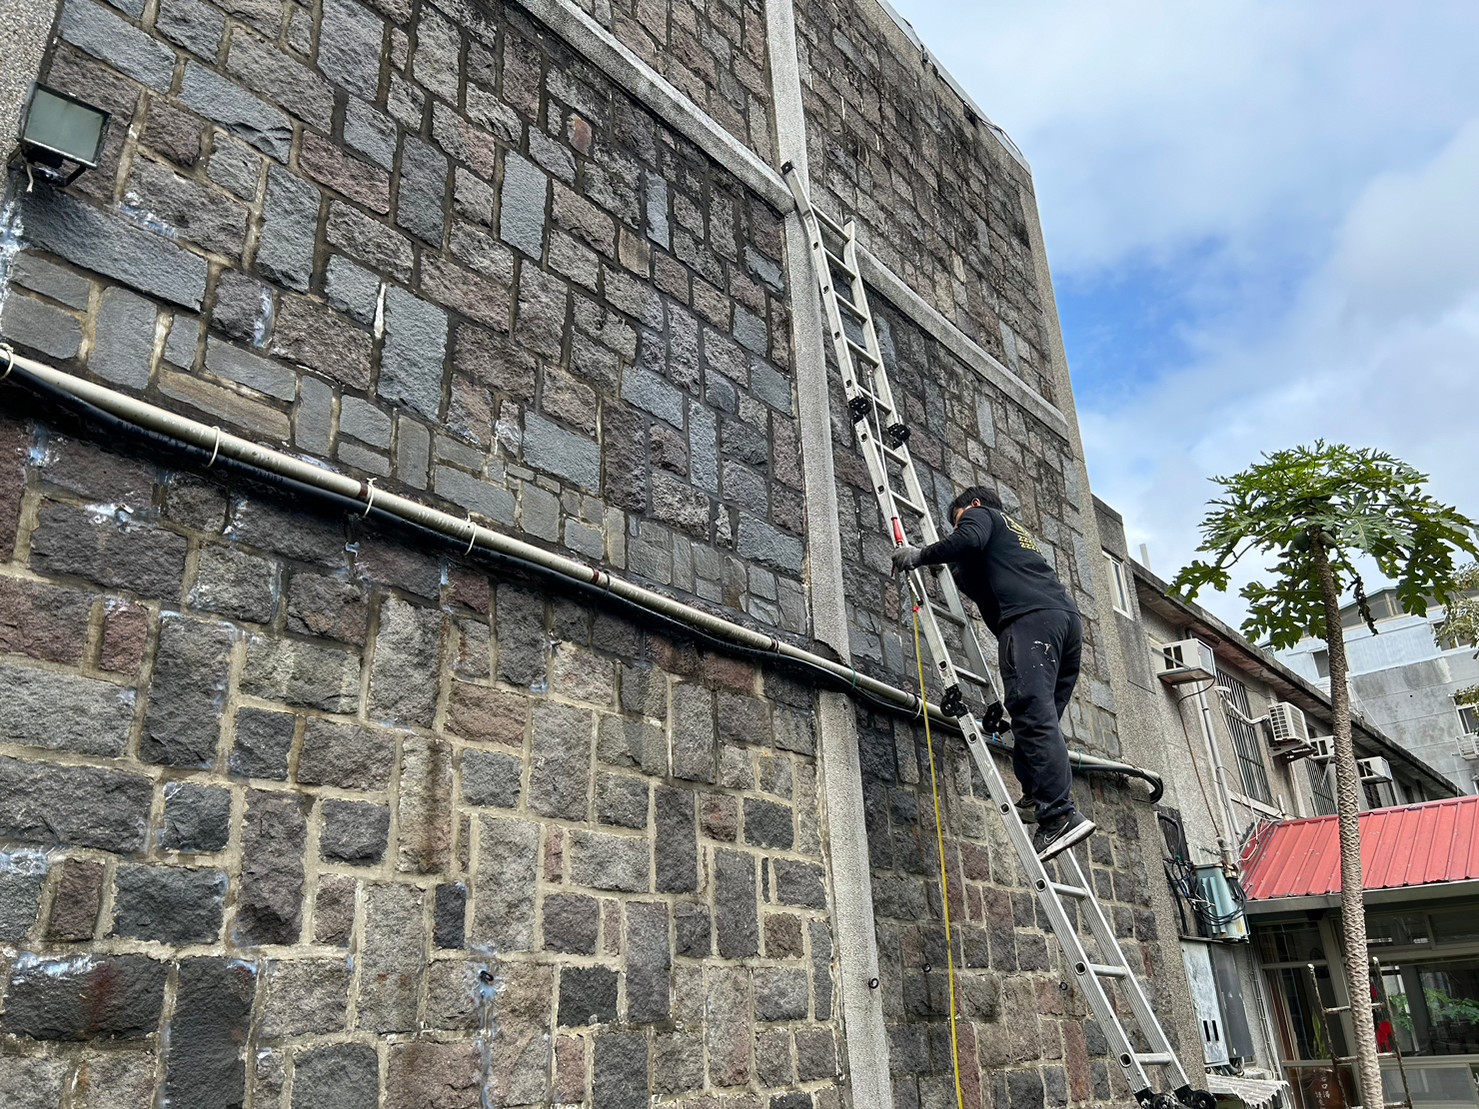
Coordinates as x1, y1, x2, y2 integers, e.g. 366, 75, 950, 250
1243, 796, 1479, 1109
1094, 499, 1456, 1109
0, 1, 1193, 1106
1278, 588, 1479, 796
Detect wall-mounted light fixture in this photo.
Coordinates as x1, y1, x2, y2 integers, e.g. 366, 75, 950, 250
16, 83, 110, 186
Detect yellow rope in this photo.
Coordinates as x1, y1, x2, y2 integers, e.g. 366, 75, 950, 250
912, 603, 967, 1109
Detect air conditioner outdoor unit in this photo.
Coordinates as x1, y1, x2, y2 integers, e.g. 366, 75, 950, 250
1458, 733, 1479, 761
1308, 737, 1334, 762
1266, 702, 1311, 747
1158, 638, 1217, 684
1357, 756, 1393, 784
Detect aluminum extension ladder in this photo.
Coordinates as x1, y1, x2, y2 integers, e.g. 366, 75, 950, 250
781, 162, 1212, 1109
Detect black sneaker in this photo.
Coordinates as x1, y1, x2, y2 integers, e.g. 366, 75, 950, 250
1033, 811, 1095, 861
1015, 796, 1038, 824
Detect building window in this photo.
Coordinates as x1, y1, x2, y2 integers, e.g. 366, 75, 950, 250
1364, 779, 1397, 810
1458, 705, 1479, 735
1312, 649, 1330, 679
1218, 673, 1273, 804
1306, 759, 1336, 816
1104, 551, 1133, 616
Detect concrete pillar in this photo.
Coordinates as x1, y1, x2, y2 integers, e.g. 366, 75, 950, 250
765, 1, 894, 1105
0, 1, 57, 150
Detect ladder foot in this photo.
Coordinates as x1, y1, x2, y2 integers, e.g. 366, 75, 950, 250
1179, 1088, 1217, 1109
847, 395, 872, 422
886, 422, 911, 447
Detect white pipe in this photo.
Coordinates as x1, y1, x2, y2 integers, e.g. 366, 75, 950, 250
1, 349, 1159, 787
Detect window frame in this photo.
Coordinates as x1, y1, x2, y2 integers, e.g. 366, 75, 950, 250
1217, 672, 1274, 805
1104, 550, 1133, 617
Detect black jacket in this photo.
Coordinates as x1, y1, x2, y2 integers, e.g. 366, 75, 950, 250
916, 506, 1077, 635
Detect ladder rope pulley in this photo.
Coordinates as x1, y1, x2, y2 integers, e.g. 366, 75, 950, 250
781, 162, 1209, 1109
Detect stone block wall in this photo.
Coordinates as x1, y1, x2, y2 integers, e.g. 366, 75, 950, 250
5, 0, 806, 636
793, 0, 1057, 404
0, 415, 844, 1106
0, 0, 1193, 1106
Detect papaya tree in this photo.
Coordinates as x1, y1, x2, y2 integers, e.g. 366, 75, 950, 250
1172, 442, 1477, 1109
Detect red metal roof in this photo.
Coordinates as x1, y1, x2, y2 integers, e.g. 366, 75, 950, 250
1241, 794, 1479, 901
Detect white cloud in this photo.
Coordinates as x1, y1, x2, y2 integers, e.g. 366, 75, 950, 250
891, 0, 1479, 630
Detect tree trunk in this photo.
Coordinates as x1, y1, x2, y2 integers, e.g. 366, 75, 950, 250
1313, 537, 1383, 1109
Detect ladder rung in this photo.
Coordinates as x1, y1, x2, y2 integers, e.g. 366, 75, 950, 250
955, 667, 994, 688
1050, 881, 1090, 900
1091, 963, 1130, 980
846, 337, 881, 365
811, 206, 847, 237
930, 603, 965, 625
889, 489, 925, 515
1134, 1053, 1174, 1067
834, 292, 866, 318
824, 248, 857, 277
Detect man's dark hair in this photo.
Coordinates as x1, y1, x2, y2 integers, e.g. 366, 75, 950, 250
949, 486, 1002, 516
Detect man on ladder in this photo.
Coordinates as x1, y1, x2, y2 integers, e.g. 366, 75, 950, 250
892, 485, 1093, 860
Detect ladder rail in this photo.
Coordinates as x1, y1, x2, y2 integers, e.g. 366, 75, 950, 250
781, 160, 1198, 1109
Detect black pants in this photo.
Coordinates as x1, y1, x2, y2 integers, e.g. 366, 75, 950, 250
998, 608, 1083, 825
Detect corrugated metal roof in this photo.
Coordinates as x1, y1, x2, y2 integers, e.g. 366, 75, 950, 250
1242, 794, 1479, 901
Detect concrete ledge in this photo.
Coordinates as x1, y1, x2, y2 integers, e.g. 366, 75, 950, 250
510, 0, 1070, 440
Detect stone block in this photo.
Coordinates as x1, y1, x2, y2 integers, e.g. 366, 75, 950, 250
472, 816, 539, 950
398, 135, 448, 245
0, 756, 152, 853
654, 787, 697, 894
259, 958, 350, 1038
297, 720, 394, 790
59, 0, 174, 89
386, 1041, 482, 1109
256, 164, 320, 291
542, 892, 598, 954
112, 864, 226, 944
125, 156, 250, 257
558, 965, 618, 1027
754, 966, 808, 1021
433, 883, 466, 948
714, 849, 758, 959
0, 1056, 67, 1109
286, 571, 370, 644
593, 1031, 648, 1109
231, 707, 296, 780
327, 201, 414, 278
674, 903, 710, 958
366, 596, 442, 727
528, 700, 593, 821
500, 151, 547, 258
743, 798, 794, 850
269, 294, 373, 390
165, 959, 254, 1108
1, 293, 83, 359
596, 773, 648, 829
358, 883, 425, 1031
320, 799, 390, 863
625, 901, 670, 1023
0, 851, 47, 941
142, 617, 234, 768
314, 874, 357, 946
292, 1043, 379, 1109
461, 749, 523, 808
2, 954, 166, 1039
345, 99, 397, 169
703, 965, 753, 1086
318, 0, 385, 99
161, 782, 232, 852
30, 501, 188, 598
179, 62, 293, 161
380, 284, 449, 420
670, 682, 716, 784
203, 337, 296, 402
0, 660, 134, 757
242, 634, 361, 713
190, 541, 278, 621
156, 0, 225, 58
795, 1027, 839, 1082
228, 30, 335, 130
522, 411, 600, 492
569, 830, 649, 893
237, 790, 307, 945
45, 859, 103, 942
397, 736, 454, 873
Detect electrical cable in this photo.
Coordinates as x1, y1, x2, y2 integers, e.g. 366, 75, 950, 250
911, 600, 966, 1109
0, 355, 1168, 800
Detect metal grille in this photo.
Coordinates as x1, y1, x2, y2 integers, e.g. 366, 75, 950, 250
1306, 760, 1336, 816
1217, 672, 1273, 804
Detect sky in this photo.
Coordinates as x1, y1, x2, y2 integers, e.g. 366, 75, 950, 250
890, 0, 1479, 630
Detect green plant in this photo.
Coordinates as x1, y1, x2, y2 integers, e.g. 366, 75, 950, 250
1173, 442, 1477, 1109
